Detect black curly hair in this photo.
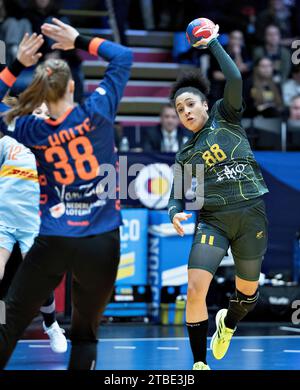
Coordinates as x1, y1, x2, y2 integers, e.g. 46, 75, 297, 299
170, 69, 210, 105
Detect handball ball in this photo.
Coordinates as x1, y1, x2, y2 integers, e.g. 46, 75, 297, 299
186, 18, 216, 47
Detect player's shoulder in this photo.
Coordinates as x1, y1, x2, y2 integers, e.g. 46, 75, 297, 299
213, 99, 244, 125
210, 100, 221, 114
0, 135, 19, 147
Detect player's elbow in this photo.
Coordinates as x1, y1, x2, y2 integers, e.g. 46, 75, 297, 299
121, 48, 134, 67
232, 70, 242, 83
231, 73, 243, 90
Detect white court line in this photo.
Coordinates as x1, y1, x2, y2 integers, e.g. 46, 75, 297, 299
279, 327, 300, 333
99, 335, 300, 341
283, 350, 300, 353
29, 345, 51, 348
157, 347, 179, 350
19, 335, 300, 343
114, 346, 136, 350
241, 349, 264, 352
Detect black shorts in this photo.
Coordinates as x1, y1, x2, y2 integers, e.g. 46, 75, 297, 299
188, 198, 268, 281
0, 228, 120, 369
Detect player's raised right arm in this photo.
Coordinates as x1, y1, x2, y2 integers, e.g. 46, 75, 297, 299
42, 18, 133, 121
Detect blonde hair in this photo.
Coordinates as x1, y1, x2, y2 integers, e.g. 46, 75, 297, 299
5, 59, 71, 124
2, 93, 18, 107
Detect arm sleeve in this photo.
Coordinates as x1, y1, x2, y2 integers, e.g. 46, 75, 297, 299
168, 160, 185, 223
76, 35, 133, 123
208, 39, 243, 113
0, 59, 26, 101
0, 61, 42, 147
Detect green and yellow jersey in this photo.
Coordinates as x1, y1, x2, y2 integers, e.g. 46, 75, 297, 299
168, 39, 268, 222
176, 99, 268, 206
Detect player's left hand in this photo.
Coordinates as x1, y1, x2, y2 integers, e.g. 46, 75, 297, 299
41, 18, 79, 51
17, 33, 44, 67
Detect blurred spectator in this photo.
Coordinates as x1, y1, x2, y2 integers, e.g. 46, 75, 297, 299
25, 0, 60, 40
112, 121, 128, 151
209, 30, 252, 104
282, 65, 300, 107
0, 0, 31, 65
23, 0, 84, 102
154, 0, 186, 31
140, 0, 155, 31
255, 0, 294, 44
109, 0, 130, 45
287, 95, 300, 150
253, 24, 291, 83
143, 104, 189, 152
245, 57, 284, 117
289, 95, 300, 120
154, 0, 239, 32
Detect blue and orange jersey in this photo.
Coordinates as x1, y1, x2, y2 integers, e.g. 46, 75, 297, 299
0, 37, 133, 237
0, 135, 40, 231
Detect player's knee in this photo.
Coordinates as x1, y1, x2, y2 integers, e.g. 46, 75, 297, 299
187, 283, 207, 304
229, 289, 259, 317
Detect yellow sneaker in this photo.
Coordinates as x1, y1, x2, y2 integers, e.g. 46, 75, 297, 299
192, 361, 211, 370
210, 309, 235, 360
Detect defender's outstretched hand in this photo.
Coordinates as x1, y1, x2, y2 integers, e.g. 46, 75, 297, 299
41, 18, 79, 51
172, 212, 193, 237
17, 33, 44, 67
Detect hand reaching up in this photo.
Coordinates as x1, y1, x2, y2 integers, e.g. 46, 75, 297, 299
17, 33, 44, 67
41, 18, 79, 51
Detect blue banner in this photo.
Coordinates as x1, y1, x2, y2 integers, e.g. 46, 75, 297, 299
105, 208, 148, 317
117, 208, 148, 285
148, 210, 196, 322
254, 152, 300, 276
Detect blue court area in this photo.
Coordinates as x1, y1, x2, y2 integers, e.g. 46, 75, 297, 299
7, 335, 300, 370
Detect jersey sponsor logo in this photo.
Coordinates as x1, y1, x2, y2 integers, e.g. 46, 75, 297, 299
49, 202, 66, 219
135, 163, 173, 209
67, 220, 90, 226
210, 120, 217, 130
197, 222, 205, 230
256, 231, 264, 239
48, 182, 107, 219
0, 165, 38, 181
95, 87, 107, 95
216, 162, 247, 182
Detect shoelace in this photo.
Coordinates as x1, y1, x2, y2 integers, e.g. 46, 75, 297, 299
219, 328, 234, 344
217, 317, 234, 344
45, 326, 65, 336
